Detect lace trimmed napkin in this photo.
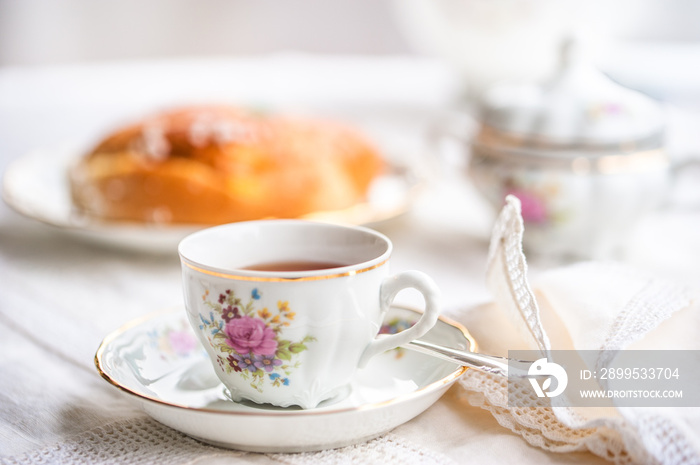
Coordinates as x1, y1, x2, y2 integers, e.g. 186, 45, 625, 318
459, 195, 700, 464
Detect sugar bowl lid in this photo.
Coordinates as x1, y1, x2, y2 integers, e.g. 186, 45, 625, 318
477, 37, 665, 151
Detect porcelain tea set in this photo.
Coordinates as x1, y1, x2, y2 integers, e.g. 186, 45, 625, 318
92, 37, 683, 452
96, 219, 515, 452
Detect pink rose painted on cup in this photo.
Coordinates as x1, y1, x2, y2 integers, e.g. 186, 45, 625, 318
224, 315, 278, 356
201, 289, 315, 392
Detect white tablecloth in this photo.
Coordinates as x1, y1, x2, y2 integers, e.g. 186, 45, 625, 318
1, 54, 699, 464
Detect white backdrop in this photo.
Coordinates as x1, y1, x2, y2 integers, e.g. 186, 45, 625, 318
0, 0, 411, 66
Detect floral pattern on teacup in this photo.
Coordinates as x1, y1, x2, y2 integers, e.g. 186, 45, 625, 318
198, 288, 315, 392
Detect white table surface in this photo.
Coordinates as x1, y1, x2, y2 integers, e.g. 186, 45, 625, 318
1, 54, 698, 464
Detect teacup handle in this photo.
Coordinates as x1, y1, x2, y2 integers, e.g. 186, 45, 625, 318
358, 270, 441, 368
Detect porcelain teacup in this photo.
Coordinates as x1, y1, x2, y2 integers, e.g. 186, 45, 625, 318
178, 220, 441, 409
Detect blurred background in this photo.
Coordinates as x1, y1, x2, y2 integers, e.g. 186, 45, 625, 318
2, 0, 700, 269
2, 0, 700, 105
0, 0, 410, 64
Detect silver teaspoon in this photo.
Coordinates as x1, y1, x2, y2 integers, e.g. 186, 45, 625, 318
404, 339, 534, 378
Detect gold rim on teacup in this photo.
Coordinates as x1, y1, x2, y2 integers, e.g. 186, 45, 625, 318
181, 258, 390, 282
178, 219, 393, 282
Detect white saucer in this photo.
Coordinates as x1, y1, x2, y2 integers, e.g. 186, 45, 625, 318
3, 146, 421, 254
95, 305, 476, 453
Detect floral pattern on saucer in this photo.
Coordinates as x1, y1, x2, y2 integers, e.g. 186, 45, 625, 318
198, 288, 315, 392
379, 317, 415, 359
147, 321, 200, 361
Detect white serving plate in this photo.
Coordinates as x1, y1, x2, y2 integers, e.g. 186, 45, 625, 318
3, 145, 421, 254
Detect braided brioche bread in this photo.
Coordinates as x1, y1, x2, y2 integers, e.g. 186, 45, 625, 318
69, 105, 385, 224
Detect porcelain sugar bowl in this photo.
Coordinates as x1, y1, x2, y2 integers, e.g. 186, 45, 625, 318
467, 40, 669, 259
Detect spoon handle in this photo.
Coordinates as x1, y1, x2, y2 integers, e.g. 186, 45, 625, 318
404, 339, 533, 378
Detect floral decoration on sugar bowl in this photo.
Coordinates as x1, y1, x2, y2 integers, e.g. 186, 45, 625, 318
504, 178, 569, 226
198, 288, 316, 392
